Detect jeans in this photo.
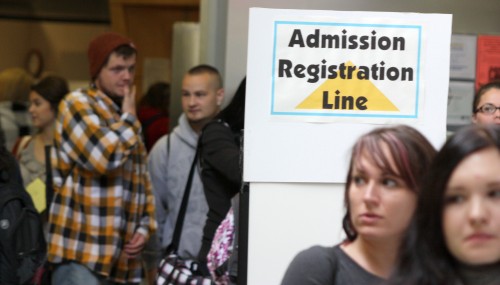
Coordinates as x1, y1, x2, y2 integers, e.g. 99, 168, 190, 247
51, 262, 138, 285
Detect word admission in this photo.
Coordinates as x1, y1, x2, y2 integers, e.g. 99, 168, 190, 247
288, 29, 406, 51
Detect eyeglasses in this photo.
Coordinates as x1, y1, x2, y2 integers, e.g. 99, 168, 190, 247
475, 103, 500, 115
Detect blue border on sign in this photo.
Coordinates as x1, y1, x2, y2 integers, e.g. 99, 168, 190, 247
271, 21, 422, 118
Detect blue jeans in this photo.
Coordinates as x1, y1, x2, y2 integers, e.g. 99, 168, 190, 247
51, 262, 137, 285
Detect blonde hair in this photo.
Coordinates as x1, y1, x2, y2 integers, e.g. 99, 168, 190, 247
0, 68, 33, 102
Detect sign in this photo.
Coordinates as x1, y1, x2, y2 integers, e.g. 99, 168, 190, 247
245, 8, 451, 183
272, 19, 423, 122
476, 35, 500, 90
447, 81, 475, 126
450, 34, 476, 80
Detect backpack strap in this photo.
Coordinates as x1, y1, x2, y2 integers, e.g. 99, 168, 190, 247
12, 136, 32, 159
44, 145, 53, 213
165, 145, 199, 254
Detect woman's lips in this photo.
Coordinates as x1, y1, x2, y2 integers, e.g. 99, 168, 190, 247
465, 233, 494, 243
359, 213, 382, 224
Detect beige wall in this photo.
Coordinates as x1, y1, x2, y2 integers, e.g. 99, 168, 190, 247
0, 19, 109, 83
0, 20, 31, 72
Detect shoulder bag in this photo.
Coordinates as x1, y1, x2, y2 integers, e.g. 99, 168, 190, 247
156, 148, 215, 285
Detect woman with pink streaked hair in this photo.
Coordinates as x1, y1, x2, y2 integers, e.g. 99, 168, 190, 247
282, 125, 436, 285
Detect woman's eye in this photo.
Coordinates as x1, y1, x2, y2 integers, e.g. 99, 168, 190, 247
444, 194, 464, 205
382, 178, 397, 187
488, 189, 500, 199
353, 176, 365, 185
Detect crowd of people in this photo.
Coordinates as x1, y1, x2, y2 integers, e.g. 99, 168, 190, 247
282, 80, 500, 285
0, 30, 499, 285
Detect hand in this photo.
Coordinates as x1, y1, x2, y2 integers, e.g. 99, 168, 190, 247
122, 85, 136, 116
123, 232, 146, 259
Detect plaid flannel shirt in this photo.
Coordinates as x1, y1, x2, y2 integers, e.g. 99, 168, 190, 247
48, 88, 156, 284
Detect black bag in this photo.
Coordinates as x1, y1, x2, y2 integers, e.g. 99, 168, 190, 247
0, 155, 47, 285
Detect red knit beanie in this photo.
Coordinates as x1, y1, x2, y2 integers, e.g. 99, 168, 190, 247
88, 32, 136, 79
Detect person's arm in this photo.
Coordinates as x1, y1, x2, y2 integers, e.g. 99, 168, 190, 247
147, 134, 170, 246
201, 122, 241, 185
56, 90, 141, 174
281, 246, 336, 285
135, 165, 158, 241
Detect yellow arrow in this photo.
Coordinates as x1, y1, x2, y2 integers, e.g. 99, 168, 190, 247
296, 61, 399, 111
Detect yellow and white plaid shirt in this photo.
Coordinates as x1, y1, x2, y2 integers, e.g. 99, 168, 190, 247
48, 88, 156, 284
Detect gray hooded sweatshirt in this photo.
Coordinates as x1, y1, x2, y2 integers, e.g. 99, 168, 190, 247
148, 113, 209, 259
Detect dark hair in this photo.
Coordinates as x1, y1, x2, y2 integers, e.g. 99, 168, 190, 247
101, 44, 136, 72
388, 124, 500, 285
187, 64, 223, 89
139, 81, 170, 115
473, 81, 500, 113
32, 76, 69, 112
216, 77, 246, 132
113, 44, 136, 58
342, 125, 436, 241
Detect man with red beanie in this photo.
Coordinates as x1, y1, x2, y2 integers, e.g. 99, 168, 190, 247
47, 32, 156, 285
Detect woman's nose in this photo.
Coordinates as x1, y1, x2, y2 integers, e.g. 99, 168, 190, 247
468, 196, 488, 226
362, 181, 379, 204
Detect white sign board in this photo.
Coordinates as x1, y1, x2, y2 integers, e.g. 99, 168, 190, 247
244, 8, 452, 183
273, 20, 422, 121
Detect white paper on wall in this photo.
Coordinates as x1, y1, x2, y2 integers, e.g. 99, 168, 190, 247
450, 34, 477, 80
244, 8, 452, 183
447, 80, 475, 126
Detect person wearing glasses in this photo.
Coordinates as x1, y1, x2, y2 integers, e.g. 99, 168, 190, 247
472, 81, 500, 125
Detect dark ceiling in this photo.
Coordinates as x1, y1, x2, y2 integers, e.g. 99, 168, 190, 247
0, 0, 109, 23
